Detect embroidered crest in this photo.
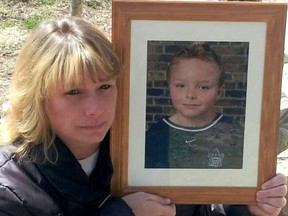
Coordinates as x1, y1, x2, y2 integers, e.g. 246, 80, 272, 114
208, 148, 224, 167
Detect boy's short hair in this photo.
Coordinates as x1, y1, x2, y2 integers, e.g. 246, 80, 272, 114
167, 42, 225, 87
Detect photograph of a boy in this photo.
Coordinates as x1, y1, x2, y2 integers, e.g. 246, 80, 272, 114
145, 42, 246, 169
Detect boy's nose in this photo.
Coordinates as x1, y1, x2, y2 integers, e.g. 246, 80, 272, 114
186, 88, 197, 99
186, 94, 197, 99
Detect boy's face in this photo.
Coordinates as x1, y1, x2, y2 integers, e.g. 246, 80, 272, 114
169, 58, 223, 125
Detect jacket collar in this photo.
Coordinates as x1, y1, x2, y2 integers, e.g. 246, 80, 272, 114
34, 134, 113, 214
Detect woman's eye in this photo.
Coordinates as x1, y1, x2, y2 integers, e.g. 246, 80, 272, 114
100, 84, 111, 90
66, 89, 80, 95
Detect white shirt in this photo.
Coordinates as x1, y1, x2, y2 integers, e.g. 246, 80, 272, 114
78, 151, 99, 176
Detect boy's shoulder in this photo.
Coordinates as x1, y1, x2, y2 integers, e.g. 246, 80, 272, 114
148, 117, 169, 129
218, 115, 235, 124
216, 114, 244, 131
146, 117, 170, 136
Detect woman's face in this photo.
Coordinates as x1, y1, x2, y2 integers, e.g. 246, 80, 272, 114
45, 73, 117, 159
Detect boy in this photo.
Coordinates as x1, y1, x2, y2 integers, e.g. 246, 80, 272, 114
145, 42, 244, 169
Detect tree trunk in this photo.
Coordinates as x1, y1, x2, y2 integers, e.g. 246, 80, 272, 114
70, 0, 83, 17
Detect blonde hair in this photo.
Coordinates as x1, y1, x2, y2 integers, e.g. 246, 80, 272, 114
0, 17, 121, 162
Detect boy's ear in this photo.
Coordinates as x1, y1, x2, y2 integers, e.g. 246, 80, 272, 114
217, 86, 224, 99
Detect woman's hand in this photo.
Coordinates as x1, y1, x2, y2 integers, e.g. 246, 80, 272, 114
248, 173, 287, 216
122, 192, 176, 216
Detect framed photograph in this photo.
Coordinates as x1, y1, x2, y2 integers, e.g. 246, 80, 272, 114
111, 0, 287, 204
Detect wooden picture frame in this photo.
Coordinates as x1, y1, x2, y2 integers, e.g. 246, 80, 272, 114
111, 0, 287, 204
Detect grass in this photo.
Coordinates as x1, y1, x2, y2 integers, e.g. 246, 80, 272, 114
38, 0, 57, 6
0, 20, 19, 28
0, 0, 54, 30
0, 0, 105, 30
23, 13, 52, 29
0, 41, 24, 52
0, 13, 52, 30
0, 13, 52, 31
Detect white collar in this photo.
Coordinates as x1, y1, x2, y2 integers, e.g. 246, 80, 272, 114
78, 150, 99, 176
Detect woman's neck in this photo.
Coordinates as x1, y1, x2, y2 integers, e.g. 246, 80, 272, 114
67, 142, 101, 160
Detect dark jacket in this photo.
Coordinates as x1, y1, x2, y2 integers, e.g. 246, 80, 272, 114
0, 136, 134, 216
0, 135, 252, 216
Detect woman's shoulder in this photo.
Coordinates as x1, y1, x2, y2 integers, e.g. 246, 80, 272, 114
0, 144, 62, 216
0, 143, 30, 180
0, 144, 17, 166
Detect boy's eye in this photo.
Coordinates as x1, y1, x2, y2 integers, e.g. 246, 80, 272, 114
175, 84, 184, 88
66, 89, 80, 95
199, 86, 209, 90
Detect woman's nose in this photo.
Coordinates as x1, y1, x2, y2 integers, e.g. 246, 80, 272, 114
83, 95, 104, 117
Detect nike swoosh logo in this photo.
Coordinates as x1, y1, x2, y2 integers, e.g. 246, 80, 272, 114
185, 139, 196, 143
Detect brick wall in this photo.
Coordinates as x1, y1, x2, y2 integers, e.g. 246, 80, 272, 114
146, 41, 249, 129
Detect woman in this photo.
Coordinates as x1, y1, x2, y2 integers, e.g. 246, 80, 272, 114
0, 17, 286, 216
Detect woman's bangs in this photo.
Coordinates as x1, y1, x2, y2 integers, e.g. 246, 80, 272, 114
83, 45, 114, 81
56, 51, 102, 91
82, 49, 102, 82
42, 52, 81, 95
61, 59, 84, 92
44, 41, 117, 96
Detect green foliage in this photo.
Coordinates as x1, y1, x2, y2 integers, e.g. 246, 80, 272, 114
23, 0, 57, 6
0, 20, 20, 28
0, 41, 23, 51
38, 0, 56, 6
23, 13, 51, 29
0, 14, 52, 30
